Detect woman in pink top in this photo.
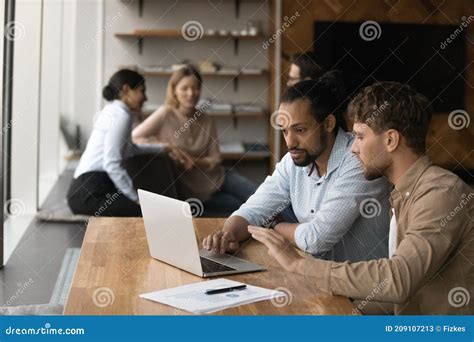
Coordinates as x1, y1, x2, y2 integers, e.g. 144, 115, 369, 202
132, 65, 256, 215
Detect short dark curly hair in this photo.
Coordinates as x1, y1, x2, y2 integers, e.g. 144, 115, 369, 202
348, 82, 433, 154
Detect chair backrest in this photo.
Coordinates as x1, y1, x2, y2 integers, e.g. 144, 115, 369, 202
123, 153, 179, 199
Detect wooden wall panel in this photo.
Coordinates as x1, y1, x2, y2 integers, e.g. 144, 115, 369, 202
280, 0, 474, 173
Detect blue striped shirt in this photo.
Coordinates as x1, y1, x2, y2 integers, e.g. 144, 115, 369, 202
233, 128, 391, 262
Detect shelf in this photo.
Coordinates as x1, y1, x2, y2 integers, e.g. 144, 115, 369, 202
208, 111, 265, 117
120, 0, 262, 18
142, 108, 265, 118
114, 2, 275, 167
120, 65, 268, 77
220, 141, 271, 161
115, 30, 267, 55
115, 30, 266, 39
221, 152, 271, 161
140, 68, 268, 91
141, 70, 268, 77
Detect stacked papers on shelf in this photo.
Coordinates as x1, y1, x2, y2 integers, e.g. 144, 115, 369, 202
219, 142, 245, 154
240, 67, 264, 75
234, 103, 263, 112
208, 103, 233, 112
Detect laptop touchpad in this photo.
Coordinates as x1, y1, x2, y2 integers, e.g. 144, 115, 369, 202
200, 250, 246, 265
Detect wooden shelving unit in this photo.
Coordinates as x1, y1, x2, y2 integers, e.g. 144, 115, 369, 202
115, 0, 276, 172
127, 66, 269, 91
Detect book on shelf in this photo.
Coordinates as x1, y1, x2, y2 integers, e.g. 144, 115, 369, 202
219, 142, 270, 157
143, 101, 264, 117
233, 103, 263, 113
240, 67, 264, 75
243, 142, 270, 154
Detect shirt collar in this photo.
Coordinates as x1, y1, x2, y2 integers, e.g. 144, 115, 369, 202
307, 127, 351, 178
112, 99, 131, 114
391, 155, 432, 199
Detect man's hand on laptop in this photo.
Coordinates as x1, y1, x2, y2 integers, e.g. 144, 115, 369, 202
202, 230, 239, 255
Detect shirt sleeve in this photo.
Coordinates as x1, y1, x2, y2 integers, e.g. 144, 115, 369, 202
131, 106, 168, 141
294, 152, 389, 255
103, 113, 138, 202
297, 182, 470, 305
232, 153, 292, 226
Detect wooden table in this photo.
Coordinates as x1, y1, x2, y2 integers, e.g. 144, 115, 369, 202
64, 217, 356, 315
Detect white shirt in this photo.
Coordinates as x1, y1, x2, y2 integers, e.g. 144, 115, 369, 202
389, 208, 398, 258
74, 100, 164, 202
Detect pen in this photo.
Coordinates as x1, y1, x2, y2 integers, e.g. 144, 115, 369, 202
205, 285, 247, 295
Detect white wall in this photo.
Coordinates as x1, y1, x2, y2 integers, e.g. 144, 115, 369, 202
72, 0, 102, 145
10, 0, 43, 215
0, 3, 4, 113
59, 0, 76, 132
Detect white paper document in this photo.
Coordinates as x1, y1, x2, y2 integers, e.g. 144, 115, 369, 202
139, 278, 286, 314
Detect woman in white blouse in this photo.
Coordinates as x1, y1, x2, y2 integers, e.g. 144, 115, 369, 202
67, 69, 166, 216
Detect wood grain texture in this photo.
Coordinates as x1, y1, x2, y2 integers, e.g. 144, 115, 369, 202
64, 217, 357, 315
280, 0, 474, 170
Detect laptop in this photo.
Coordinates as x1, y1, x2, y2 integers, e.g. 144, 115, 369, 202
138, 189, 265, 277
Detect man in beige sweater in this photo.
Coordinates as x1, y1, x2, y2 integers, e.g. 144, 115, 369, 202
249, 81, 473, 315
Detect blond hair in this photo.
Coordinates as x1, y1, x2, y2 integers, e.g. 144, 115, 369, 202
165, 65, 203, 108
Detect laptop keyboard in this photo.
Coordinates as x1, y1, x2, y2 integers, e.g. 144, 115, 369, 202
200, 257, 236, 273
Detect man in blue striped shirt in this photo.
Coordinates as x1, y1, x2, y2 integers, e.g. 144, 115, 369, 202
203, 75, 390, 262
